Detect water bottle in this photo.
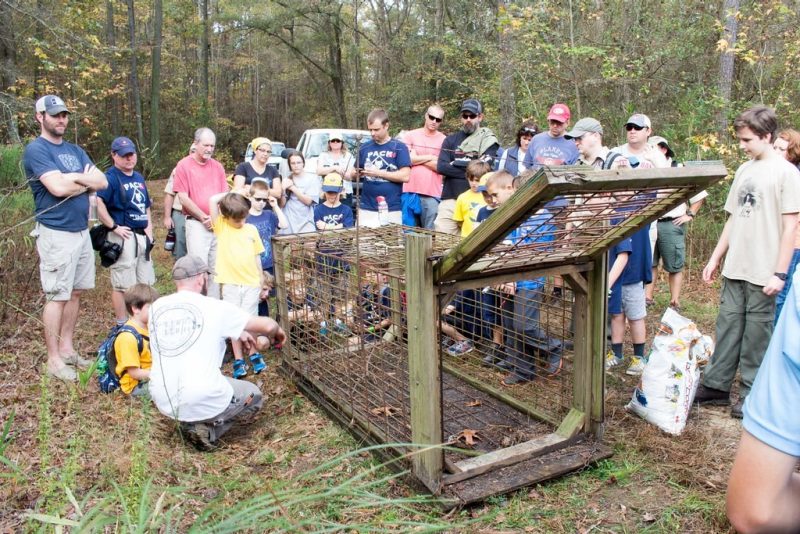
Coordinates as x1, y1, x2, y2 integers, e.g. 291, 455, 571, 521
376, 196, 388, 226
320, 321, 328, 336
88, 192, 98, 222
164, 228, 176, 251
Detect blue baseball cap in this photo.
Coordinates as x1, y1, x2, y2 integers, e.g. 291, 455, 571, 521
111, 136, 136, 156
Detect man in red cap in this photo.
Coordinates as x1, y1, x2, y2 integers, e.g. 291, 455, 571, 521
523, 103, 579, 170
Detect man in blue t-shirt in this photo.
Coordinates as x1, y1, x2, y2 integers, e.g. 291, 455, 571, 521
357, 109, 411, 227
96, 137, 155, 325
523, 103, 579, 170
23, 95, 108, 381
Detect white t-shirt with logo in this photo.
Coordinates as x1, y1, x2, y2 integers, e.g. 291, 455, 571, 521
149, 290, 251, 421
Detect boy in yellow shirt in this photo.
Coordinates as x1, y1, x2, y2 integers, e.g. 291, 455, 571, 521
453, 160, 490, 238
114, 283, 159, 397
209, 191, 268, 378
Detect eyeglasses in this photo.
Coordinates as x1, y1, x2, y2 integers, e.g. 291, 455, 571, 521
461, 112, 477, 120
256, 148, 272, 153
427, 114, 443, 123
625, 124, 645, 131
252, 197, 269, 203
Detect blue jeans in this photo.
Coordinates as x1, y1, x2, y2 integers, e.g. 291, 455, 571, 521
775, 248, 800, 325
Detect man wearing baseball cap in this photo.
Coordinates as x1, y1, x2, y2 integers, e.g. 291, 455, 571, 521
23, 95, 108, 381
149, 255, 286, 451
96, 137, 156, 326
435, 98, 499, 235
565, 117, 624, 170
523, 103, 579, 170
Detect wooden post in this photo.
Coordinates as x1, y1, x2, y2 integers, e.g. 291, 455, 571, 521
588, 255, 608, 435
406, 233, 443, 492
273, 238, 291, 353
563, 271, 590, 437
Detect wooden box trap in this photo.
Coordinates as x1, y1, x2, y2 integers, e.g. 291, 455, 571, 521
272, 164, 727, 505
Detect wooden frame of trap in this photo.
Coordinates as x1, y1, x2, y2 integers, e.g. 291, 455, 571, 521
272, 163, 727, 505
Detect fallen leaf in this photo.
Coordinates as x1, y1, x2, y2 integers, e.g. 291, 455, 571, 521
466, 399, 482, 407
370, 405, 399, 417
455, 429, 481, 446
642, 512, 656, 522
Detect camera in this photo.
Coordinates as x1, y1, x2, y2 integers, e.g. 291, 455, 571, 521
99, 240, 123, 267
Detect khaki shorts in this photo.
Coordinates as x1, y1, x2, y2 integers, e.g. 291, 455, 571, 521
434, 198, 460, 235
34, 223, 95, 301
107, 231, 156, 291
221, 284, 260, 315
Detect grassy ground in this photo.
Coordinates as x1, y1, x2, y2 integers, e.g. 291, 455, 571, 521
0, 181, 740, 532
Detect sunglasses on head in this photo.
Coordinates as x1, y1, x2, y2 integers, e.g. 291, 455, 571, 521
427, 114, 443, 123
626, 124, 645, 131
461, 112, 477, 120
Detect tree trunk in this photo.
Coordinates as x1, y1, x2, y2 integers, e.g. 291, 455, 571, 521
199, 0, 210, 105
717, 0, 739, 138
150, 0, 163, 164
432, 0, 445, 101
107, 0, 120, 136
497, 0, 516, 145
0, 1, 22, 144
126, 0, 144, 148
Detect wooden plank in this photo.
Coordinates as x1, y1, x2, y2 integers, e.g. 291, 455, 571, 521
444, 433, 574, 485
406, 233, 444, 492
561, 271, 589, 295
448, 262, 593, 292
570, 272, 590, 428
555, 408, 585, 438
442, 363, 560, 427
272, 240, 292, 354
442, 439, 613, 506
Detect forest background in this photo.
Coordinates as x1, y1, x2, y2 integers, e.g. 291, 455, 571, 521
1, 0, 799, 177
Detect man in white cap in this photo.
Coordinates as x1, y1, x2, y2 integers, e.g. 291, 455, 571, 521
611, 113, 668, 169
23, 95, 108, 381
645, 135, 706, 310
523, 103, 579, 170
149, 255, 286, 451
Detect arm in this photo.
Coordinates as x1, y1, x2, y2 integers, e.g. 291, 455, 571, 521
268, 197, 288, 229
232, 174, 246, 192
39, 164, 108, 197
608, 252, 629, 288
163, 192, 175, 229
674, 198, 706, 226
207, 191, 227, 222
96, 196, 132, 240
360, 165, 411, 183
436, 137, 460, 178
144, 207, 153, 240
269, 175, 283, 199
702, 217, 732, 284
126, 367, 150, 381
239, 316, 287, 351
763, 212, 799, 296
177, 192, 212, 230
283, 177, 315, 207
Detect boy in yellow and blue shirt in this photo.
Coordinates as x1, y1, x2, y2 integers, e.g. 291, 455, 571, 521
114, 283, 159, 397
453, 160, 490, 238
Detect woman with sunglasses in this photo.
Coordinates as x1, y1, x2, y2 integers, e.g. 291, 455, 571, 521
496, 120, 539, 176
316, 131, 356, 209
233, 137, 282, 199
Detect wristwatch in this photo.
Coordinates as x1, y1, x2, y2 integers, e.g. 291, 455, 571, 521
774, 272, 788, 281
686, 211, 695, 218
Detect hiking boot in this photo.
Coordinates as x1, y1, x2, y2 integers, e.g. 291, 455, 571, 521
731, 397, 745, 419
179, 422, 219, 452
605, 350, 623, 370
626, 356, 646, 376
694, 384, 730, 406
249, 353, 267, 374
232, 359, 248, 379
502, 372, 534, 386
447, 339, 474, 356
63, 353, 93, 370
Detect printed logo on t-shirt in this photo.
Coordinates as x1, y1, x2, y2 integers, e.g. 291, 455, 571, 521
737, 181, 761, 218
363, 150, 398, 183
151, 303, 204, 358
129, 184, 148, 215
57, 153, 82, 172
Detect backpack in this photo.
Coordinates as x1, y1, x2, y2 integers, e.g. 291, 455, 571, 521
96, 324, 147, 393
603, 151, 623, 170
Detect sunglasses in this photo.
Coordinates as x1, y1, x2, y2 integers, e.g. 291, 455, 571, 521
461, 112, 477, 120
427, 114, 443, 123
252, 197, 269, 202
329, 139, 343, 143
625, 124, 645, 131
520, 128, 537, 135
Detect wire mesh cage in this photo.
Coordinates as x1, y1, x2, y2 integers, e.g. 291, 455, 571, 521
273, 164, 727, 504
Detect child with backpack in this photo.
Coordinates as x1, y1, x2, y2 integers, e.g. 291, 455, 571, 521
101, 283, 159, 396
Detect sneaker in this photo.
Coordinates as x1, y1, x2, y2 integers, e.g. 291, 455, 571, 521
626, 356, 646, 376
47, 364, 77, 382
694, 384, 730, 406
502, 373, 534, 386
63, 353, 93, 369
481, 343, 503, 367
232, 359, 248, 379
179, 422, 219, 452
605, 350, 623, 370
731, 397, 745, 419
446, 339, 474, 356
249, 353, 267, 374
545, 352, 563, 377
440, 336, 455, 349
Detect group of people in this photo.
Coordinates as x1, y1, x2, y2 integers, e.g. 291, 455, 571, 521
23, 93, 800, 531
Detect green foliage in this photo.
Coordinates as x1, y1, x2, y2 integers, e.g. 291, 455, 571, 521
0, 145, 25, 189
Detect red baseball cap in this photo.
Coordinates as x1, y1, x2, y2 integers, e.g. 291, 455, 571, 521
547, 103, 571, 123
